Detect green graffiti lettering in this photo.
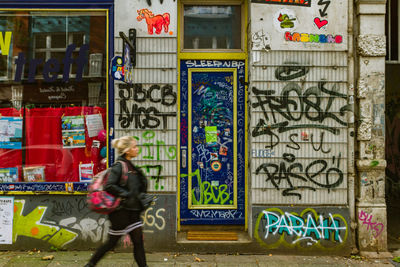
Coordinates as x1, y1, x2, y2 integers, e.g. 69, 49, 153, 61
182, 169, 231, 206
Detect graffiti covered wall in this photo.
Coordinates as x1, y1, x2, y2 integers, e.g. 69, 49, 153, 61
115, 0, 178, 192
251, 0, 348, 51
253, 206, 351, 253
0, 195, 176, 251
249, 0, 352, 205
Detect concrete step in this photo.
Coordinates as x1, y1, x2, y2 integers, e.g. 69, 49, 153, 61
177, 231, 252, 244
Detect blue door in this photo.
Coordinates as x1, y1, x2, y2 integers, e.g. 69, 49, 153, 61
179, 60, 246, 225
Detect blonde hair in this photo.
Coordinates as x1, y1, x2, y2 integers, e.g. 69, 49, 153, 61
111, 136, 136, 155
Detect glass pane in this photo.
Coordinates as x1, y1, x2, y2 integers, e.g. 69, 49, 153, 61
0, 11, 107, 187
34, 52, 46, 75
0, 55, 7, 77
35, 35, 47, 49
51, 33, 66, 48
72, 33, 84, 47
50, 51, 65, 74
184, 5, 241, 49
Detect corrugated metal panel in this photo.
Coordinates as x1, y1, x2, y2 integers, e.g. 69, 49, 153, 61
253, 51, 348, 66
115, 37, 177, 53
113, 37, 178, 193
250, 51, 349, 205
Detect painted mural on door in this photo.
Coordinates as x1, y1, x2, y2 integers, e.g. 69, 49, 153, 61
180, 60, 245, 225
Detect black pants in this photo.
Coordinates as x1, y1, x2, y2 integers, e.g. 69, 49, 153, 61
88, 209, 147, 267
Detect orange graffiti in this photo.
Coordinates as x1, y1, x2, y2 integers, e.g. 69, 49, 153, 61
31, 227, 39, 236
137, 8, 170, 35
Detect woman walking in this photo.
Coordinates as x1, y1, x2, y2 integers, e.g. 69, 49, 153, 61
85, 136, 148, 267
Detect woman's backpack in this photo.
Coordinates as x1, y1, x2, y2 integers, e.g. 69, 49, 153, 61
87, 161, 128, 214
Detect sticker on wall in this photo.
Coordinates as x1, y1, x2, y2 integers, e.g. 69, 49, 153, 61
314, 17, 328, 29
252, 30, 271, 51
219, 146, 228, 156
301, 131, 309, 141
211, 180, 219, 187
210, 153, 218, 161
284, 32, 343, 44
110, 56, 124, 81
197, 162, 204, 168
274, 9, 298, 32
205, 126, 218, 145
137, 8, 171, 35
211, 161, 222, 172
224, 128, 230, 137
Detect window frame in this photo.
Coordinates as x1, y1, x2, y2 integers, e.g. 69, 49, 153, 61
33, 31, 88, 78
179, 0, 245, 53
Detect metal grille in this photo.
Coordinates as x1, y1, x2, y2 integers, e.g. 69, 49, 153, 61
114, 37, 178, 192
250, 50, 350, 205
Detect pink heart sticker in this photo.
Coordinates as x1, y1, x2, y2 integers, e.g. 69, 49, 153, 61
314, 17, 328, 29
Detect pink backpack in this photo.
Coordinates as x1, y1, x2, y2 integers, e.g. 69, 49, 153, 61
87, 161, 128, 214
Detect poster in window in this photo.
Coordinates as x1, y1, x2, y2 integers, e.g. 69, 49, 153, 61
85, 114, 104, 138
0, 196, 14, 244
0, 168, 18, 183
23, 166, 45, 182
0, 117, 22, 149
62, 116, 86, 148
79, 162, 94, 182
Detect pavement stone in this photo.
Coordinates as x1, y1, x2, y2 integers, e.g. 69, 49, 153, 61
0, 251, 395, 267
4, 256, 50, 267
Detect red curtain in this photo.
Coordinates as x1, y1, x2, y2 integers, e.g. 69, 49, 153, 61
24, 106, 106, 182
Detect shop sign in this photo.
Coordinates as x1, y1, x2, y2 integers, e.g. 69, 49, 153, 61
23, 82, 88, 103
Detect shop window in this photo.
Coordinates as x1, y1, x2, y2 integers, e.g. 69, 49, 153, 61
181, 4, 243, 50
0, 10, 108, 191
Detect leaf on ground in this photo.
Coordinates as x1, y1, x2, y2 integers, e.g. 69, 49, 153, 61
41, 255, 54, 261
393, 256, 400, 263
194, 257, 204, 262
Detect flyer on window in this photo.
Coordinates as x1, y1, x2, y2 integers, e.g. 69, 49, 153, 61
79, 162, 94, 182
0, 196, 14, 244
62, 116, 86, 148
23, 166, 45, 182
85, 114, 104, 138
0, 168, 18, 183
0, 117, 22, 149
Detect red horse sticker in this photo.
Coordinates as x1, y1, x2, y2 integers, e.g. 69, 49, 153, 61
137, 8, 170, 35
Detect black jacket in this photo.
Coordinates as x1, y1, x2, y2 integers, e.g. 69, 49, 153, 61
104, 156, 148, 211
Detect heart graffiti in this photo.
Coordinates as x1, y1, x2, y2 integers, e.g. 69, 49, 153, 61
314, 17, 328, 29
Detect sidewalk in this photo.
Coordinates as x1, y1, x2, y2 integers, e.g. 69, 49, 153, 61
0, 251, 396, 267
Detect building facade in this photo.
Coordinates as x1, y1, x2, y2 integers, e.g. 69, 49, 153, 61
0, 0, 392, 255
